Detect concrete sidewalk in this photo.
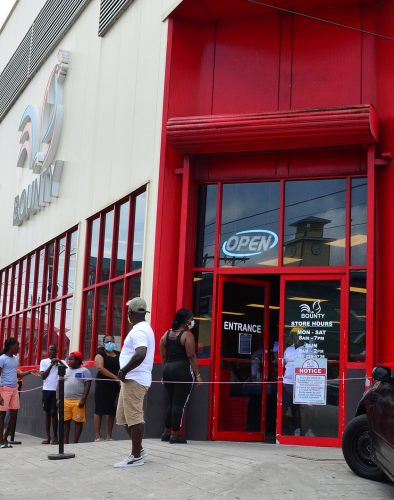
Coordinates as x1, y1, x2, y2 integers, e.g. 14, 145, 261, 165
0, 433, 392, 500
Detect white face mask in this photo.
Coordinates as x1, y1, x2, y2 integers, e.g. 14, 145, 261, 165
188, 319, 195, 330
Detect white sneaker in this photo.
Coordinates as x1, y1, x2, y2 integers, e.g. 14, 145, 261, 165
113, 454, 144, 468
294, 428, 301, 436
305, 428, 315, 437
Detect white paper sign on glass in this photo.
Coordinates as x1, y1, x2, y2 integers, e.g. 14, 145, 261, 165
293, 357, 327, 405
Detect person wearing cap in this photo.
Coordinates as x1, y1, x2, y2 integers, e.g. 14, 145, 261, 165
62, 351, 91, 444
282, 328, 304, 436
113, 297, 155, 468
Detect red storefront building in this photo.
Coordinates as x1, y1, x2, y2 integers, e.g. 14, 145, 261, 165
151, 0, 394, 446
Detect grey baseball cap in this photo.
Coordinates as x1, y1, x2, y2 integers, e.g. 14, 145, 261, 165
126, 297, 149, 313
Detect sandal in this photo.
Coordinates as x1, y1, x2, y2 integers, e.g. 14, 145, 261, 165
94, 438, 103, 442
41, 439, 51, 445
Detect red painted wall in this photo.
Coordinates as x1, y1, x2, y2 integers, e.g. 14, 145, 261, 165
153, 0, 393, 368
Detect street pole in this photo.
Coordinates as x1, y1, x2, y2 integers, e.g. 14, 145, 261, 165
48, 363, 75, 460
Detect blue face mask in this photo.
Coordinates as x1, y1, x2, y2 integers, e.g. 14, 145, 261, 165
104, 342, 115, 352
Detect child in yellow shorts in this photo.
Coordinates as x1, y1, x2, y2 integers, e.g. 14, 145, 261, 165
62, 352, 91, 443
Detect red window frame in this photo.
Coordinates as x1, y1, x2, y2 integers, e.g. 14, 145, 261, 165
0, 227, 78, 366
187, 172, 370, 443
80, 187, 147, 361
191, 175, 368, 362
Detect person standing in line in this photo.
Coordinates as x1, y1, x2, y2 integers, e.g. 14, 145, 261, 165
0, 338, 37, 449
62, 351, 91, 444
94, 334, 120, 441
40, 344, 67, 444
159, 309, 202, 444
113, 297, 155, 468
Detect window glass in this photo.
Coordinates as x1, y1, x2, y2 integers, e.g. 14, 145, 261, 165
15, 315, 22, 345
220, 183, 280, 267
101, 210, 114, 282
284, 179, 346, 266
36, 249, 45, 304
111, 280, 124, 344
97, 285, 109, 338
23, 311, 31, 361
351, 179, 367, 266
32, 309, 40, 364
127, 275, 141, 304
12, 264, 19, 313
28, 254, 36, 307
5, 269, 11, 314
0, 271, 4, 315
63, 298, 73, 359
348, 271, 366, 362
39, 305, 50, 362
83, 290, 95, 360
10, 315, 18, 340
195, 185, 217, 267
282, 280, 340, 437
20, 259, 27, 310
51, 301, 62, 351
192, 272, 213, 358
217, 280, 267, 433
116, 201, 130, 276
56, 237, 66, 296
67, 231, 78, 294
88, 218, 100, 286
46, 243, 55, 301
132, 192, 146, 271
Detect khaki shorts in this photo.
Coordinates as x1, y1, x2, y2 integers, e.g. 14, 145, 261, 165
116, 379, 148, 427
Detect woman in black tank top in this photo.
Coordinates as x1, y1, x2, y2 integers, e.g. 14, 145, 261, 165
159, 308, 203, 444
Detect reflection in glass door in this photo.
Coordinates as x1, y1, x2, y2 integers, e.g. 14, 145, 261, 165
278, 276, 344, 445
213, 276, 270, 441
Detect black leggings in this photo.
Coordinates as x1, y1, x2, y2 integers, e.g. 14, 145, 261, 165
163, 361, 194, 431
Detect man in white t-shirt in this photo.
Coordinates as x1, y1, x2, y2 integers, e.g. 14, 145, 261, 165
39, 344, 66, 445
113, 297, 155, 468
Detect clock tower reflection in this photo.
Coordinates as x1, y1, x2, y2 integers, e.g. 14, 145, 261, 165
283, 216, 333, 266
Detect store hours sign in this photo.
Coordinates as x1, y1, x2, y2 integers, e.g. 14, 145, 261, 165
13, 50, 70, 226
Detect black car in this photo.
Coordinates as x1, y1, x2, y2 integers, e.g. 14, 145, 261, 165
342, 366, 394, 482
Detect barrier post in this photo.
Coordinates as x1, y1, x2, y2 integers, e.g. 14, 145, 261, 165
48, 363, 75, 460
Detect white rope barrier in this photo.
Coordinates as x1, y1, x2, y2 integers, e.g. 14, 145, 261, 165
17, 376, 370, 392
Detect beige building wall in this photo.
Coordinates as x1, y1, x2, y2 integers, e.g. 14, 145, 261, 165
0, 0, 173, 350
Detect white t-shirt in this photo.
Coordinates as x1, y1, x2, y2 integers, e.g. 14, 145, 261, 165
39, 358, 61, 391
119, 321, 155, 387
283, 343, 315, 384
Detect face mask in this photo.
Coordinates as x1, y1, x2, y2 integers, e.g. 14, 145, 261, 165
104, 342, 115, 352
188, 320, 195, 330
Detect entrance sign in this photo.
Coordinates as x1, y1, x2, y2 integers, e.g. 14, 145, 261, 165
13, 50, 70, 226
223, 321, 262, 334
294, 358, 327, 405
222, 229, 278, 257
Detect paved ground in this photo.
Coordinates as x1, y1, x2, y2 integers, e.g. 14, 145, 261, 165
0, 433, 393, 500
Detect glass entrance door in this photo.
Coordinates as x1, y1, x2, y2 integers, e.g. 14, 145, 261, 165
277, 275, 345, 445
213, 276, 270, 441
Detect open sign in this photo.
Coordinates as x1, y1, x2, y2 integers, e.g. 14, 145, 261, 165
222, 229, 278, 257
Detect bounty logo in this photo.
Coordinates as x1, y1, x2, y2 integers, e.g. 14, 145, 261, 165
299, 300, 325, 319
222, 229, 278, 258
